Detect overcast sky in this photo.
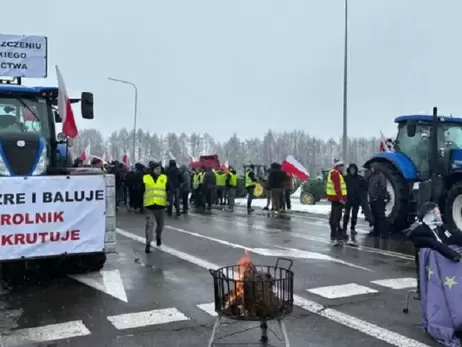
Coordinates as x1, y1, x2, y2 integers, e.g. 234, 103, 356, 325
3, 0, 462, 141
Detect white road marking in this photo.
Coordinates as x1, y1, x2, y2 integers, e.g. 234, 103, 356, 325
164, 225, 372, 271
116, 228, 434, 347
306, 283, 379, 299
370, 277, 417, 290
107, 308, 190, 330
1, 321, 91, 346
189, 212, 414, 261
197, 303, 218, 316
69, 269, 128, 303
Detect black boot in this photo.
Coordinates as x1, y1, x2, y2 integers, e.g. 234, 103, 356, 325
156, 237, 162, 247
145, 244, 151, 253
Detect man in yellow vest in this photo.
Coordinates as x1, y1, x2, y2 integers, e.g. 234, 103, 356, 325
225, 166, 238, 211
215, 168, 226, 205
326, 160, 347, 246
245, 165, 257, 212
142, 161, 168, 253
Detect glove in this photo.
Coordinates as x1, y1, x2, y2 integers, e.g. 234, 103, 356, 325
453, 253, 462, 262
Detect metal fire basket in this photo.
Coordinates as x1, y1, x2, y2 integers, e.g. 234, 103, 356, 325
207, 257, 294, 346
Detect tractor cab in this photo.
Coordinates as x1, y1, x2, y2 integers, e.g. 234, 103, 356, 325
395, 114, 462, 180
0, 79, 94, 176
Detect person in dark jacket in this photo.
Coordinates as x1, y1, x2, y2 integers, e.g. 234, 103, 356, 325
368, 167, 388, 238
281, 172, 293, 211
179, 165, 191, 213
165, 159, 184, 216
268, 162, 285, 213
202, 167, 216, 211
410, 202, 462, 295
132, 163, 146, 213
342, 163, 366, 242
262, 168, 272, 211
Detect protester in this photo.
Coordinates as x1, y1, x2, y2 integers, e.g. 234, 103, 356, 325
342, 163, 365, 243
165, 159, 184, 216
245, 165, 257, 212
142, 162, 168, 253
262, 168, 273, 211
368, 166, 388, 238
131, 163, 146, 213
326, 160, 347, 246
282, 172, 293, 211
202, 167, 216, 211
268, 162, 285, 213
215, 168, 226, 205
179, 165, 191, 213
225, 166, 237, 211
410, 202, 462, 295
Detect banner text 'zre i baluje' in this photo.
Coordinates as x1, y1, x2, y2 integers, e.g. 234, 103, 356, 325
0, 175, 106, 261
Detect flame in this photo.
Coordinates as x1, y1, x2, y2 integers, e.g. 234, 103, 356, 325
226, 250, 253, 309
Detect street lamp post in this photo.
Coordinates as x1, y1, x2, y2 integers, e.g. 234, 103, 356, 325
342, 0, 349, 164
108, 77, 138, 161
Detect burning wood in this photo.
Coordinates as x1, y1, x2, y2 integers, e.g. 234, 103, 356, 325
224, 251, 281, 319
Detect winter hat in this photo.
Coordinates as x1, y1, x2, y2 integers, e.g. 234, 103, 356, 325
418, 202, 438, 222
333, 159, 344, 168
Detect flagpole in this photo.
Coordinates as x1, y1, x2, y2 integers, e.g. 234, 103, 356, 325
342, 0, 349, 164
108, 77, 138, 162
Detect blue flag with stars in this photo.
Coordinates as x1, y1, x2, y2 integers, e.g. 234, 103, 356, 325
420, 247, 462, 346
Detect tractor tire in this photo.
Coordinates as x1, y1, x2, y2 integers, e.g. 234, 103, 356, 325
253, 183, 264, 198
300, 192, 316, 205
369, 162, 412, 232
444, 182, 462, 231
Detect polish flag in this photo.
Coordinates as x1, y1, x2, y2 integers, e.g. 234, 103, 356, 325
187, 152, 197, 164
281, 155, 309, 181
56, 66, 78, 138
379, 131, 395, 152
122, 153, 130, 167
80, 143, 91, 161
220, 159, 229, 172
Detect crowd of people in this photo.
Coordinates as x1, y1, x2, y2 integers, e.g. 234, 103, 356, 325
326, 159, 389, 246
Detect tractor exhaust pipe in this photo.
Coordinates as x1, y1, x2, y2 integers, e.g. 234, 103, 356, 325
430, 106, 438, 176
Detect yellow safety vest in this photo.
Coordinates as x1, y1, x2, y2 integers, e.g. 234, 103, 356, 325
143, 174, 168, 207
325, 169, 347, 196
193, 173, 200, 189
199, 172, 205, 184
245, 170, 256, 188
216, 172, 226, 187
228, 172, 237, 187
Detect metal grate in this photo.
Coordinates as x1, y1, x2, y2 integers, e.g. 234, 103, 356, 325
209, 258, 294, 321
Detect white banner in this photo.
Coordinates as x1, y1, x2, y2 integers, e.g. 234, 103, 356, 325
0, 175, 106, 261
0, 34, 48, 78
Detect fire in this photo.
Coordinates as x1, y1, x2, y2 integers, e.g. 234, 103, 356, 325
226, 250, 253, 309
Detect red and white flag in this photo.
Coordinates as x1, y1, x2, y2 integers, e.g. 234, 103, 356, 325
122, 153, 130, 167
56, 66, 78, 138
379, 131, 395, 152
281, 155, 309, 181
220, 159, 229, 172
80, 143, 91, 161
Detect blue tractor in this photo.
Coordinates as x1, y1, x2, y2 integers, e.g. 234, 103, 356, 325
364, 107, 462, 232
0, 78, 116, 275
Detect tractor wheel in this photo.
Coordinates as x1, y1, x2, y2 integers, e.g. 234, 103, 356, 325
300, 192, 316, 205
368, 162, 411, 231
444, 183, 462, 231
253, 183, 264, 198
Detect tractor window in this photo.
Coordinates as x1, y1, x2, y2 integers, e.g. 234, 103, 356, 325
441, 124, 462, 149
396, 122, 431, 177
0, 97, 51, 139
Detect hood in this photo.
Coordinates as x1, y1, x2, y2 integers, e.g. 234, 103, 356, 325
135, 163, 144, 171
347, 163, 358, 175
168, 159, 177, 168
179, 164, 188, 172
270, 162, 281, 170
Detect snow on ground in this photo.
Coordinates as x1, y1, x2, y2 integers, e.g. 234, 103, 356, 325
235, 198, 331, 215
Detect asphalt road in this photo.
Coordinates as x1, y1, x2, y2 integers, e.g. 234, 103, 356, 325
0, 206, 438, 347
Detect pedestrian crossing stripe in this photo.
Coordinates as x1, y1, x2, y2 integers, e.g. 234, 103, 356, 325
305, 277, 417, 299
